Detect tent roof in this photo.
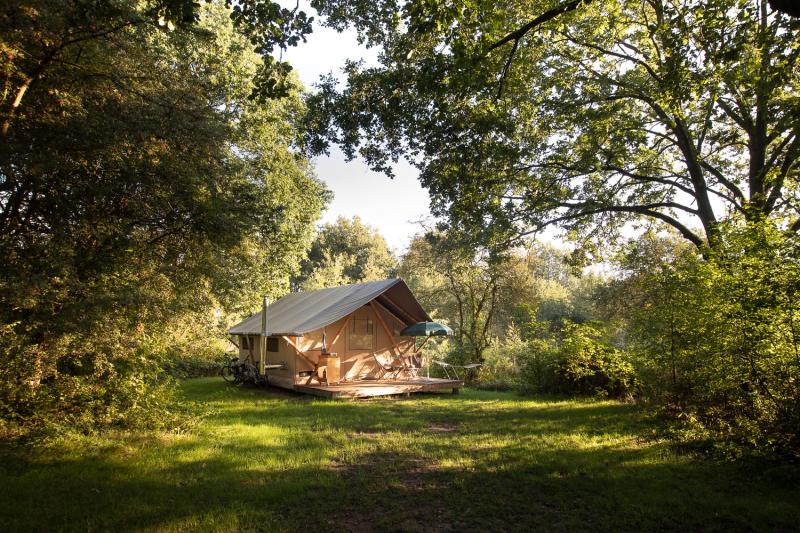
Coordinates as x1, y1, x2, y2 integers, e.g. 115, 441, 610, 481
228, 278, 431, 336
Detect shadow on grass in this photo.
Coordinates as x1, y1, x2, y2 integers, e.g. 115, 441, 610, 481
1, 378, 798, 532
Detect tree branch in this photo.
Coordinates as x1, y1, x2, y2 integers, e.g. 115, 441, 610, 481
486, 0, 590, 53
522, 202, 706, 249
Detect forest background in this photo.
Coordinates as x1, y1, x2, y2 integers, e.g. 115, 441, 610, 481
1, 0, 798, 462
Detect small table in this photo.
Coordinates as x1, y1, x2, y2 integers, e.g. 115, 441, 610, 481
318, 352, 340, 384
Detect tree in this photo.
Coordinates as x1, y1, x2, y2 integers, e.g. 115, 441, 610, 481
0, 3, 328, 431
1, 0, 313, 142
295, 216, 397, 289
305, 0, 800, 252
597, 224, 800, 458
594, 231, 701, 401
399, 233, 536, 363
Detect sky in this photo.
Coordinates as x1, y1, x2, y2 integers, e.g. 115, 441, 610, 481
280, 6, 432, 254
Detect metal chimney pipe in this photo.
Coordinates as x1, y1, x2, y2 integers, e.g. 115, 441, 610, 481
259, 296, 268, 377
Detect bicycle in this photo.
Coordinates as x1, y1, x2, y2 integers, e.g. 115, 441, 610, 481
221, 358, 266, 386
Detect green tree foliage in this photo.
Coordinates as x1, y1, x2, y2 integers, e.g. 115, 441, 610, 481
0, 0, 313, 126
600, 225, 800, 458
525, 243, 601, 330
400, 234, 502, 365
400, 232, 538, 365
0, 3, 328, 433
305, 0, 799, 251
595, 231, 700, 401
400, 232, 611, 380
555, 322, 637, 399
295, 216, 397, 290
476, 323, 532, 391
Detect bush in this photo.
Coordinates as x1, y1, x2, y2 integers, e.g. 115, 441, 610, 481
553, 322, 637, 399
476, 326, 526, 390
163, 351, 228, 379
0, 323, 182, 437
518, 337, 560, 394
158, 313, 231, 379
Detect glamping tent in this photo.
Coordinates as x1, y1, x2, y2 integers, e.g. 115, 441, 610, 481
228, 278, 461, 397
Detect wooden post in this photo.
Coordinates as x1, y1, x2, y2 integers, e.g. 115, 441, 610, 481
282, 335, 318, 369
331, 316, 351, 347
370, 300, 397, 355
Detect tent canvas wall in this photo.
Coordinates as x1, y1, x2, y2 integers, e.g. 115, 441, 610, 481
229, 279, 431, 390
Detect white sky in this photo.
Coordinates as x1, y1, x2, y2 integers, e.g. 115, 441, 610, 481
280, 6, 432, 254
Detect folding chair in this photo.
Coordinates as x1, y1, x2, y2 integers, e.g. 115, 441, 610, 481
372, 352, 405, 380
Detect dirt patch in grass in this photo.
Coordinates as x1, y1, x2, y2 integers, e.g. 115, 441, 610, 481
331, 448, 444, 488
425, 423, 459, 433
345, 430, 386, 439
329, 448, 458, 532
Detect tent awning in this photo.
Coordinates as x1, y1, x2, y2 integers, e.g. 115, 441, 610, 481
399, 322, 453, 337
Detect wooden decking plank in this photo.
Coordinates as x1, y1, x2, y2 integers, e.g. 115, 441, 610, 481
294, 377, 463, 399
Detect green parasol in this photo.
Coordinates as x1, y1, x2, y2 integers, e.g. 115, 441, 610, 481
400, 321, 453, 337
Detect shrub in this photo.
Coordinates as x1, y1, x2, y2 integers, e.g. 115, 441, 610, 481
476, 326, 526, 390
0, 323, 182, 437
611, 222, 800, 459
554, 322, 637, 399
518, 337, 560, 394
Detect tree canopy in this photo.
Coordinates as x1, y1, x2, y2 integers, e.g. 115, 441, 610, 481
1, 0, 314, 136
305, 0, 800, 252
295, 215, 397, 290
0, 2, 327, 429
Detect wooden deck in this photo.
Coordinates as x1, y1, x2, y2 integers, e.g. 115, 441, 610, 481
294, 377, 464, 399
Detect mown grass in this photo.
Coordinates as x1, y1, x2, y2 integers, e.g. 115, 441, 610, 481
1, 378, 798, 532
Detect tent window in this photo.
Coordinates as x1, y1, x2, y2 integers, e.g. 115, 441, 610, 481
267, 337, 279, 352
350, 311, 374, 350
241, 336, 250, 350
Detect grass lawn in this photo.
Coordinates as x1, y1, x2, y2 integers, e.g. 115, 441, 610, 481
1, 378, 798, 532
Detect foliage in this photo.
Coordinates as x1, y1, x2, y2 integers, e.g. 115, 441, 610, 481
0, 3, 327, 433
400, 232, 537, 364
531, 247, 602, 329
158, 311, 231, 379
475, 325, 527, 390
400, 234, 611, 383
518, 335, 561, 395
295, 215, 397, 290
554, 322, 637, 399
601, 223, 800, 459
479, 319, 636, 399
305, 0, 800, 253
0, 0, 313, 129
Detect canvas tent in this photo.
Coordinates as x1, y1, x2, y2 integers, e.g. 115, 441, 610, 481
228, 278, 440, 392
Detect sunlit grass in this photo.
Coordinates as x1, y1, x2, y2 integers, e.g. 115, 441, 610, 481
1, 378, 798, 531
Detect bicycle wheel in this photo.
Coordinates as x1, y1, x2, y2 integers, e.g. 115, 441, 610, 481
221, 364, 236, 383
